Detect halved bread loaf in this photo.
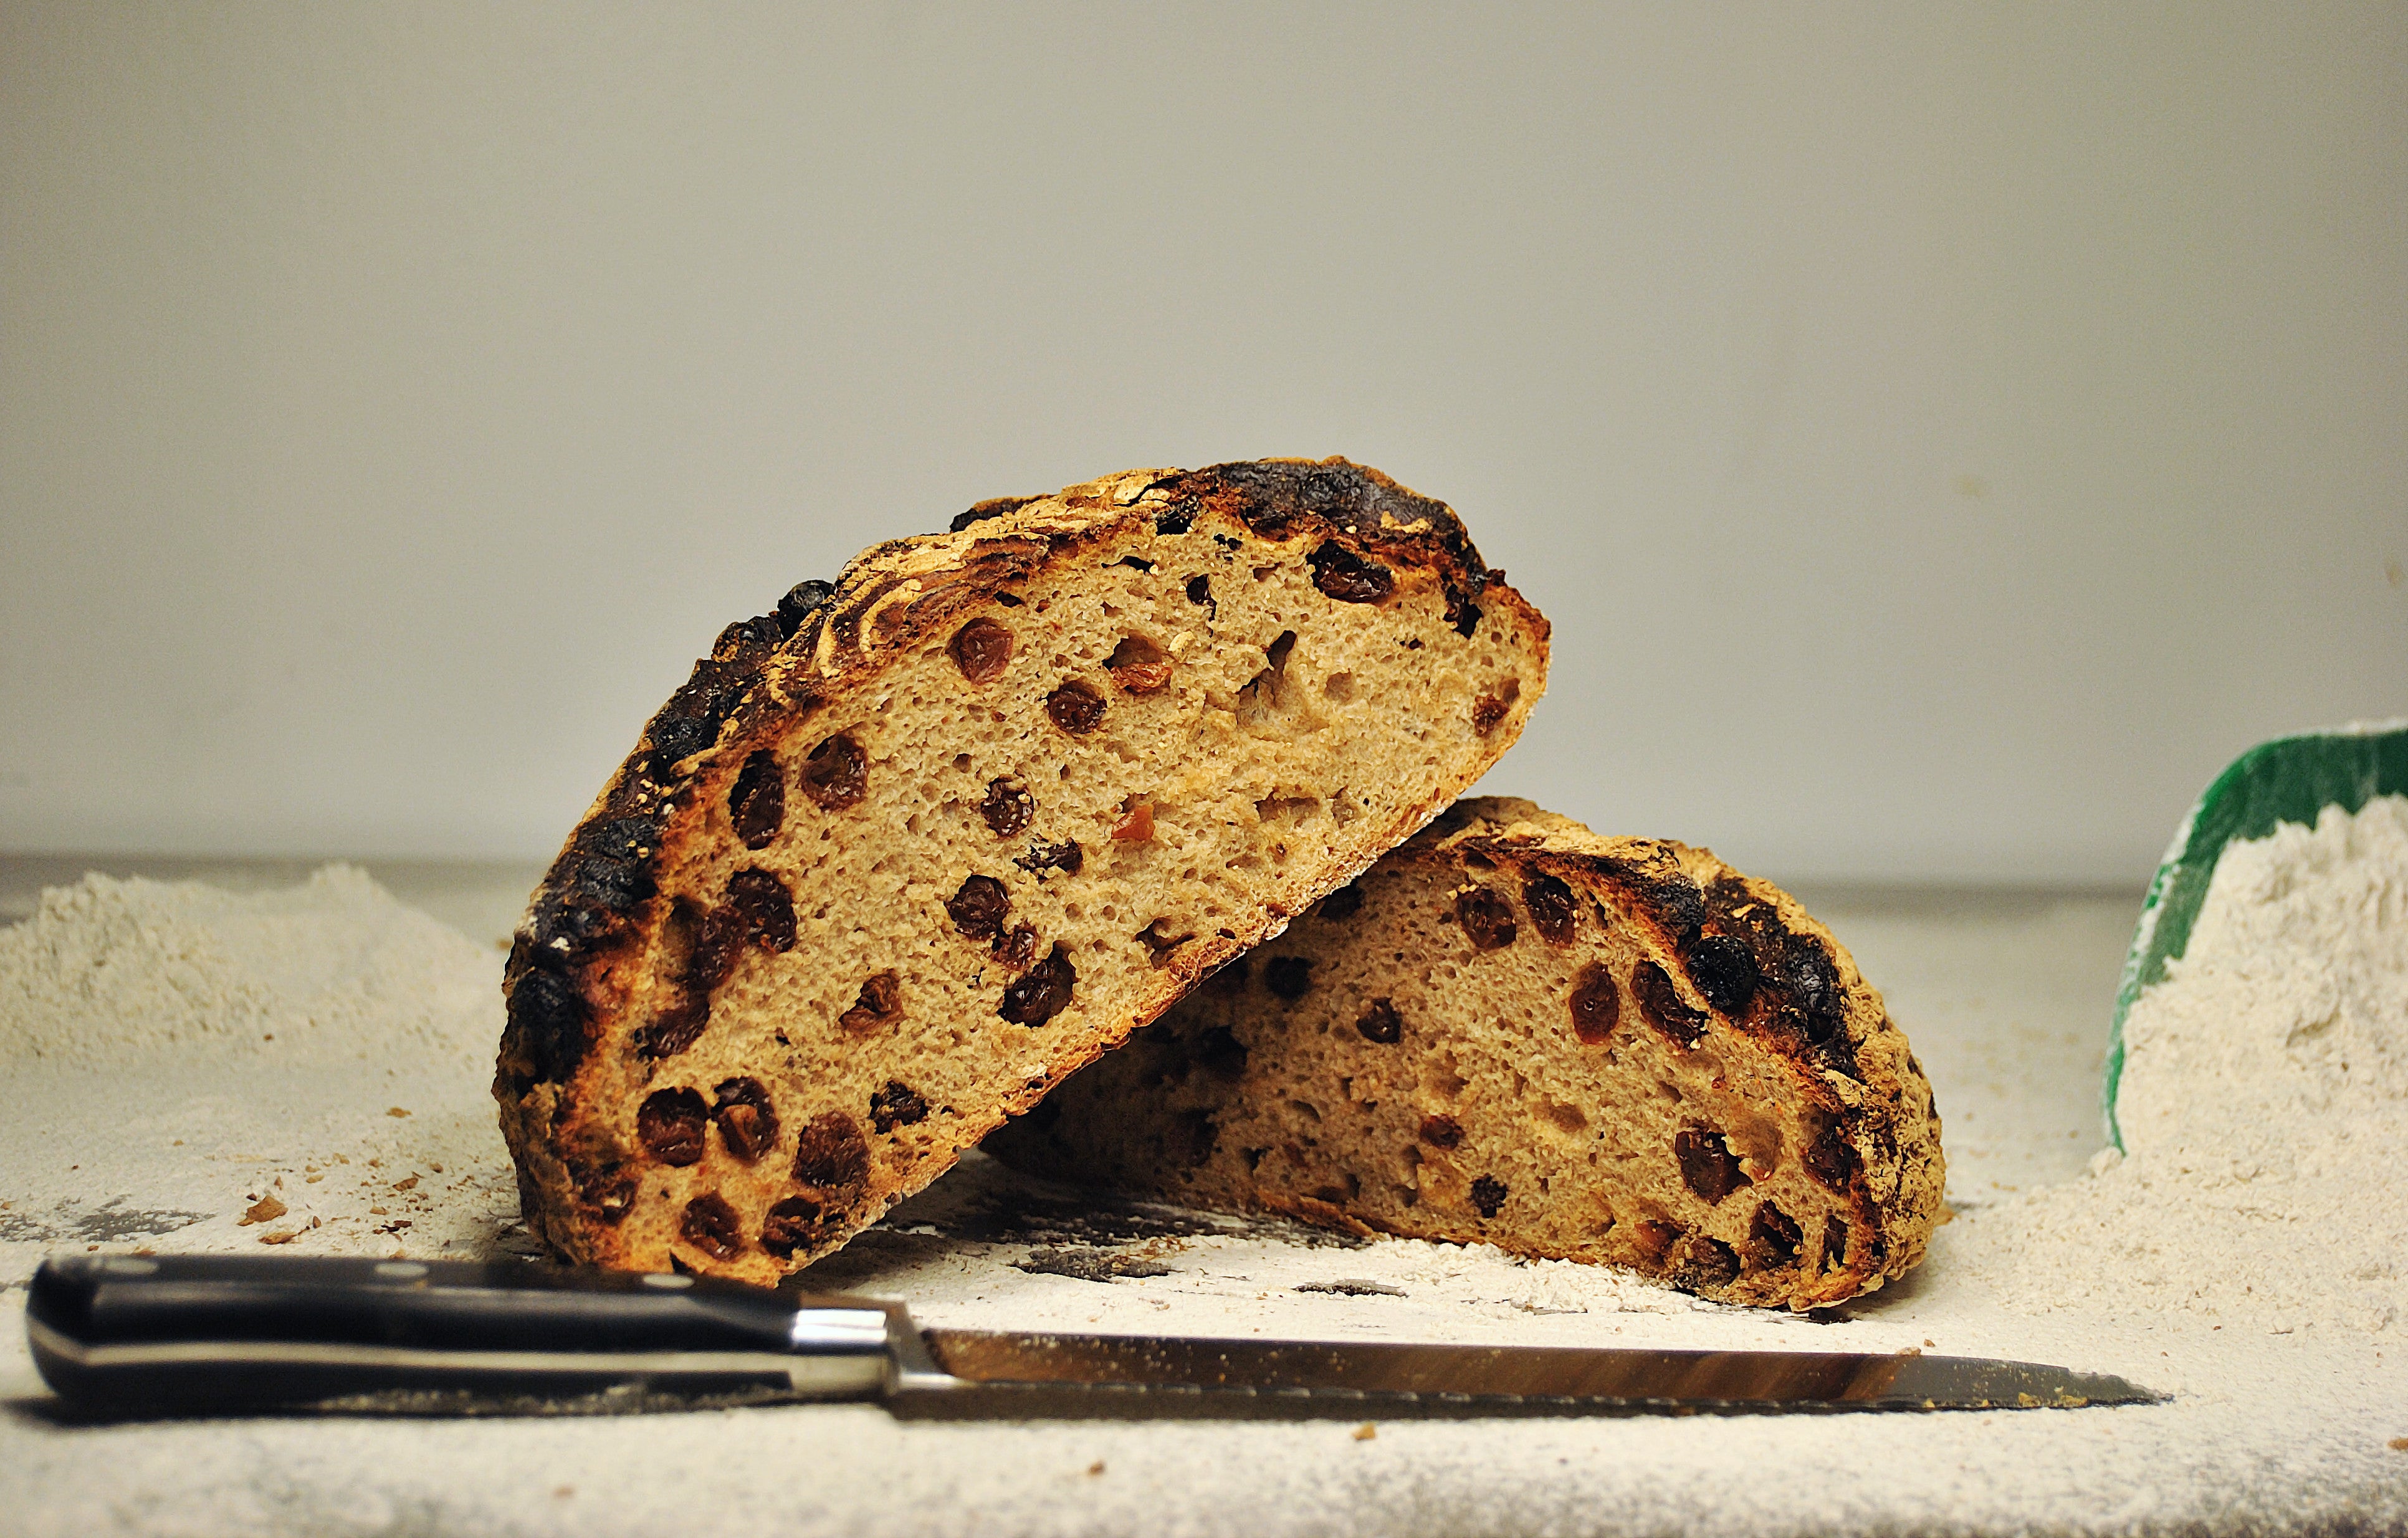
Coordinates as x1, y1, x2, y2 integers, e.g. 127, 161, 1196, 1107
987, 798, 1944, 1309
496, 460, 1550, 1281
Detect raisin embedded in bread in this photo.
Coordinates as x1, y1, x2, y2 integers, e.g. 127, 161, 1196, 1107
986, 798, 1944, 1310
495, 460, 1550, 1282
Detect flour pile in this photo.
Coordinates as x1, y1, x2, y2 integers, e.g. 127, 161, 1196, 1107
0, 866, 518, 1271
1963, 794, 2408, 1335
0, 865, 496, 1073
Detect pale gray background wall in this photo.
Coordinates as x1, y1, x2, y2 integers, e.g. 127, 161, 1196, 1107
2, 3, 2401, 884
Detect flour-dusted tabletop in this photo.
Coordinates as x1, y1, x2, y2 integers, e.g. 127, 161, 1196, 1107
2, 858, 2402, 1537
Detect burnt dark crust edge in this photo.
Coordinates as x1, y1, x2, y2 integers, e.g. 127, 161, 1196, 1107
499, 609, 795, 1111
1460, 839, 1864, 1086
829, 456, 1498, 673
495, 459, 1539, 1217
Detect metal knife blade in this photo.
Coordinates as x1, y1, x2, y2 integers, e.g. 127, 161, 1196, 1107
893, 1329, 2155, 1418
26, 1253, 2164, 1420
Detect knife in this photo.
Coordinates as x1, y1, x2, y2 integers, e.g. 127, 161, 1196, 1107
25, 1253, 2162, 1419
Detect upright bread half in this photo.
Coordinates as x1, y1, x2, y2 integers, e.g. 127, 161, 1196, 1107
987, 798, 1943, 1309
497, 460, 1549, 1282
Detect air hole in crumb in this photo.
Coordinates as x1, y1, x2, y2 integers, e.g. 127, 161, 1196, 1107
1256, 793, 1321, 826
1322, 672, 1355, 702
1137, 920, 1193, 967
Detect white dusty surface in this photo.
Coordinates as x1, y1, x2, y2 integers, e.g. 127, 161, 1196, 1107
2, 859, 2405, 1537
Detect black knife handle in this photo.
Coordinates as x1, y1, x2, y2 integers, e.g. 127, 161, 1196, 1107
26, 1253, 899, 1413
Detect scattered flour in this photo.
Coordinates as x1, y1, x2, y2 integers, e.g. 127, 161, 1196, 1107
1959, 795, 2408, 1337
0, 866, 518, 1271
0, 866, 495, 1072
3, 828, 2406, 1537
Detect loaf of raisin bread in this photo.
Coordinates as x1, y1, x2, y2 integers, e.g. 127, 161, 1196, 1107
987, 798, 1944, 1309
496, 460, 1549, 1281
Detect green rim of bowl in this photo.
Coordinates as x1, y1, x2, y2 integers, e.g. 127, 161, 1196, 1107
2104, 719, 2408, 1150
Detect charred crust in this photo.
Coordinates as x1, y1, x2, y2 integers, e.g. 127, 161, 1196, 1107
714, 613, 784, 664
1181, 458, 1475, 562
502, 953, 589, 1086
1582, 849, 1706, 947
644, 629, 777, 783
776, 580, 835, 639
1651, 874, 1706, 945
561, 853, 653, 914
1150, 458, 1493, 600
1152, 496, 1202, 536
578, 814, 661, 864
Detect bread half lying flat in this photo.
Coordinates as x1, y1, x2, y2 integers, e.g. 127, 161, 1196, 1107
987, 798, 1944, 1309
496, 460, 1549, 1282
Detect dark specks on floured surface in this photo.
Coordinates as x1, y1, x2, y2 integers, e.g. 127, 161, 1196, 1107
796, 1150, 1365, 1292
0, 1196, 215, 1246
1293, 1278, 1408, 1297
1012, 1248, 1174, 1283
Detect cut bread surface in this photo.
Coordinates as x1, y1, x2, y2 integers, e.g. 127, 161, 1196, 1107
496, 460, 1550, 1282
986, 798, 1944, 1309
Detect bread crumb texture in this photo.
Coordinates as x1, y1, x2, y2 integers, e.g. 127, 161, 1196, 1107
988, 798, 1944, 1309
495, 459, 1550, 1281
